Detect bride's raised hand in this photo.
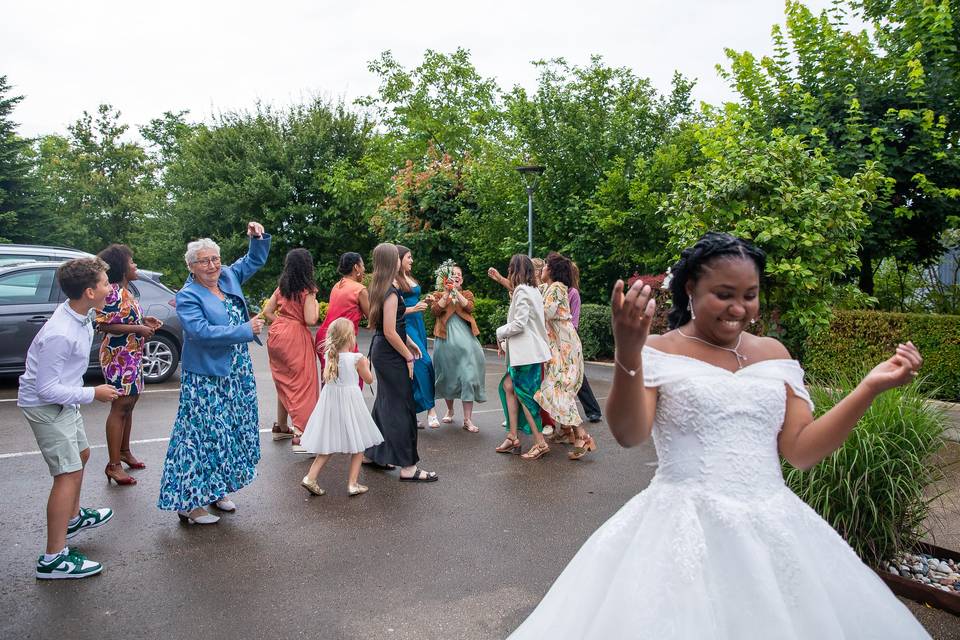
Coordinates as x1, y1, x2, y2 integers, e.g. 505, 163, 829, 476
862, 341, 922, 394
610, 279, 656, 356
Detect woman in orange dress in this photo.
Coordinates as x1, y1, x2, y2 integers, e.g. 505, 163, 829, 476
315, 252, 370, 372
263, 249, 321, 447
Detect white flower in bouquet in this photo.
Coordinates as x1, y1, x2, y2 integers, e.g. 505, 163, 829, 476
434, 259, 457, 291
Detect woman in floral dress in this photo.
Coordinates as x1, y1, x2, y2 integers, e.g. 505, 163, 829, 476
536, 252, 591, 460
96, 244, 163, 486
157, 222, 269, 525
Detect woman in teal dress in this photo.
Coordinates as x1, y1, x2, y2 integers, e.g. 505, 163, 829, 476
430, 264, 487, 432
397, 246, 439, 428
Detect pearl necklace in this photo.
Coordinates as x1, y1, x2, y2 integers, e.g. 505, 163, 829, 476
676, 328, 748, 369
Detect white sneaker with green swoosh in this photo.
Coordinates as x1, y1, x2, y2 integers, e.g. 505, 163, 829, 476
66, 507, 114, 540
36, 548, 103, 579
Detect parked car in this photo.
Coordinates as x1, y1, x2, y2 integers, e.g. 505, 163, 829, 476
0, 244, 166, 284
0, 260, 183, 383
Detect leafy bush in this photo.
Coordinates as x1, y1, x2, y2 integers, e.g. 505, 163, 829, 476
805, 310, 960, 401
577, 304, 613, 360
473, 297, 508, 345
784, 375, 947, 568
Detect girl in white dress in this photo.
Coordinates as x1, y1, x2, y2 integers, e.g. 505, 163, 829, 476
508, 232, 930, 639
299, 318, 383, 497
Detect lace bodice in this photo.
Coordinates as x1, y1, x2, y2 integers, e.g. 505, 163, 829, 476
643, 346, 813, 500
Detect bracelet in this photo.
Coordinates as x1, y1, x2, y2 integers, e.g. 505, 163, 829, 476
614, 350, 639, 377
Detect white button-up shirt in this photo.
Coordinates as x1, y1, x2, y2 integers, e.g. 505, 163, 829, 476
18, 301, 96, 408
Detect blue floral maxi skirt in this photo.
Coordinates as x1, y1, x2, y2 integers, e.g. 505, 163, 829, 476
158, 322, 260, 509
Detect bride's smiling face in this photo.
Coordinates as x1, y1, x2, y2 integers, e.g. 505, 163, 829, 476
686, 257, 760, 344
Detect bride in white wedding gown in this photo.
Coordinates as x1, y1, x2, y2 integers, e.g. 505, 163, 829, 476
508, 232, 930, 639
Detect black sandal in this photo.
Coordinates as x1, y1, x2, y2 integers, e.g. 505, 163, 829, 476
399, 467, 438, 483
362, 459, 396, 470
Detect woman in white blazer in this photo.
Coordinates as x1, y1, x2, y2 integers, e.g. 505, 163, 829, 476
495, 254, 552, 459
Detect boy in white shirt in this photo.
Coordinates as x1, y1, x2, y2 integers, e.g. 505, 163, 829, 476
18, 257, 120, 579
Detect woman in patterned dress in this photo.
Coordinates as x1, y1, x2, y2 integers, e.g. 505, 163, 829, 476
157, 222, 269, 525
96, 244, 163, 486
535, 252, 591, 460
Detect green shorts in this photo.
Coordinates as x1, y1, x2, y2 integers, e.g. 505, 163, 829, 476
22, 404, 89, 477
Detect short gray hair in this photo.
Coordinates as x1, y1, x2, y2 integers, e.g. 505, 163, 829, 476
184, 238, 221, 267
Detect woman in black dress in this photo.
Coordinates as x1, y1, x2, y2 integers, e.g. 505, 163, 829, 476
364, 243, 438, 482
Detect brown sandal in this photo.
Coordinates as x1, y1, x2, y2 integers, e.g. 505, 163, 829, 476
568, 434, 597, 460
495, 436, 521, 454
521, 441, 550, 460
551, 426, 575, 445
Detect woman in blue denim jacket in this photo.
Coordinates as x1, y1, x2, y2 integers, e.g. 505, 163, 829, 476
157, 222, 270, 525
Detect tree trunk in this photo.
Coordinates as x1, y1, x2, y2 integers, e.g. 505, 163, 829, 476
858, 249, 874, 296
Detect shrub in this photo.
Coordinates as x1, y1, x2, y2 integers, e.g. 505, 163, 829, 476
805, 310, 960, 401
578, 304, 613, 360
473, 297, 508, 345
784, 374, 947, 568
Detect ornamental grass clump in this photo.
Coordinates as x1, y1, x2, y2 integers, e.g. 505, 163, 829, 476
783, 374, 947, 568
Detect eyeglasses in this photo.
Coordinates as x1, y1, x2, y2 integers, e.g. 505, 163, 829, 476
191, 256, 221, 267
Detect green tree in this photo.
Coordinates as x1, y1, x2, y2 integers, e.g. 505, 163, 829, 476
154, 99, 377, 295
0, 76, 40, 243
661, 111, 882, 351
504, 57, 694, 299
719, 0, 960, 294
358, 48, 504, 166
34, 104, 160, 252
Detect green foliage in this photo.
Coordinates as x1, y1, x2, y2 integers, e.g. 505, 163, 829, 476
720, 0, 960, 293
31, 105, 160, 253
471, 297, 507, 346
805, 309, 960, 401
358, 48, 503, 164
504, 58, 695, 301
0, 75, 38, 243
662, 112, 881, 346
784, 374, 947, 567
577, 304, 613, 361
146, 99, 377, 294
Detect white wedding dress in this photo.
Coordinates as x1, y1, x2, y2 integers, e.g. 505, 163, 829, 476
508, 346, 930, 639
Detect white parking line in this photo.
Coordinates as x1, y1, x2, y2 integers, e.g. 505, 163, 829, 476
0, 395, 608, 460
0, 387, 181, 403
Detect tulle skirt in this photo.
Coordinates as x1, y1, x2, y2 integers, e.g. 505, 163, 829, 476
508, 478, 931, 639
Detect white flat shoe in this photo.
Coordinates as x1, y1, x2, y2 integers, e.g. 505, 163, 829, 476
212, 498, 236, 512
542, 425, 555, 436
291, 444, 310, 454
428, 416, 441, 428
441, 413, 454, 424
177, 510, 220, 525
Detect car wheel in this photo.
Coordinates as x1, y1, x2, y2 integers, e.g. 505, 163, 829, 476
142, 333, 179, 384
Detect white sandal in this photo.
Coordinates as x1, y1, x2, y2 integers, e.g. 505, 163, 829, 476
428, 416, 441, 428
441, 413, 454, 424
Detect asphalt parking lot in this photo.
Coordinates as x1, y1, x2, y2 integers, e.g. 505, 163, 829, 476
0, 331, 955, 639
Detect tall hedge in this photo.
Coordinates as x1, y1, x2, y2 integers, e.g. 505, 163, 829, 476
804, 310, 960, 401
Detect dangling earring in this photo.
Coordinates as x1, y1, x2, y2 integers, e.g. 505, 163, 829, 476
750, 318, 757, 325
688, 298, 696, 320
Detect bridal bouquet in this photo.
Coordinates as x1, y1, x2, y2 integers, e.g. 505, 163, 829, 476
434, 259, 457, 291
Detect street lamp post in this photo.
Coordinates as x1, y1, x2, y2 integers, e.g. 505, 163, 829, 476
516, 164, 545, 258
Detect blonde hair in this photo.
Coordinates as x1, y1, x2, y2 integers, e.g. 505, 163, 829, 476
531, 257, 545, 286
322, 318, 356, 383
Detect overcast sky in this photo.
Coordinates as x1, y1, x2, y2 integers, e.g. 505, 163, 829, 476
2, 0, 862, 138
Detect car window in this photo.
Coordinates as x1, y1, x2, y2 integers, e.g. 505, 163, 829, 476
0, 269, 56, 304
0, 254, 51, 266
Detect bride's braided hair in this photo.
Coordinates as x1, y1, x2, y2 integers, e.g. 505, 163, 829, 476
667, 232, 766, 330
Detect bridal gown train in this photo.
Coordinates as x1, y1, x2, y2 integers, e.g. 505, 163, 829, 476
507, 346, 930, 639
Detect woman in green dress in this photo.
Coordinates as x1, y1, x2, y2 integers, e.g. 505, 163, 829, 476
430, 264, 487, 432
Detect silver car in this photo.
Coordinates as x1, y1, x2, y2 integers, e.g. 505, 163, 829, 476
0, 260, 183, 383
